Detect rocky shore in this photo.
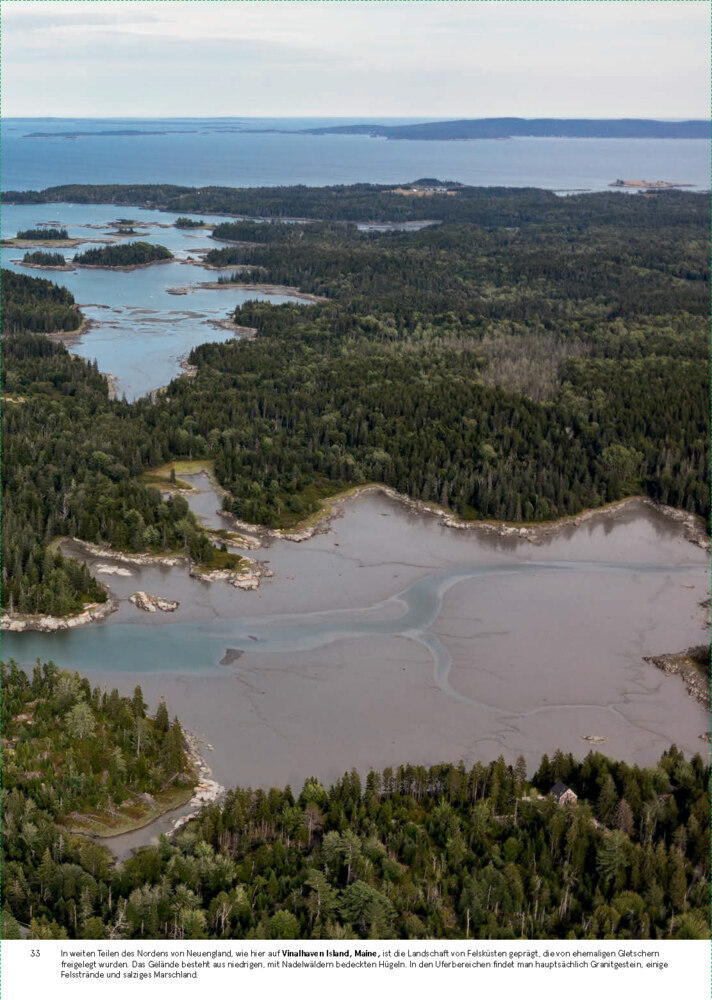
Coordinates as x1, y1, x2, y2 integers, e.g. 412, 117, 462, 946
168, 730, 225, 836
219, 486, 711, 550
14, 258, 76, 271
71, 538, 186, 566
189, 558, 272, 590
643, 646, 710, 714
103, 372, 119, 399
178, 357, 198, 378
1, 599, 118, 633
129, 592, 180, 613
208, 319, 258, 337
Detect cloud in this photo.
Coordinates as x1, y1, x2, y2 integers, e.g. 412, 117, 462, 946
1, 0, 709, 117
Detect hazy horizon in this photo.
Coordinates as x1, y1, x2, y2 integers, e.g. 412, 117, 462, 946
2, 0, 709, 119
4, 115, 708, 121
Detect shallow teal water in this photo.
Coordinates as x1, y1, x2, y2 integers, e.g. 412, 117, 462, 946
1, 203, 307, 399
3, 558, 702, 692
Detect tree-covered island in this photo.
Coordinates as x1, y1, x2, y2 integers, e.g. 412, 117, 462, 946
73, 241, 174, 269
175, 216, 206, 228
16, 227, 69, 240
20, 251, 72, 269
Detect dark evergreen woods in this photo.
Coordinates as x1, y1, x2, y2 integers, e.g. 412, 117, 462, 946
73, 242, 173, 267
21, 251, 67, 267
1, 663, 709, 940
2, 268, 82, 334
14, 227, 69, 241
174, 217, 205, 228
1, 186, 709, 614
2, 274, 214, 616
188, 190, 710, 528
1, 186, 710, 941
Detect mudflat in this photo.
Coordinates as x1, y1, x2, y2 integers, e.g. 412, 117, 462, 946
4, 492, 708, 798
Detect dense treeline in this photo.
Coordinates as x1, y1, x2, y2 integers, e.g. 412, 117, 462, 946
163, 190, 709, 528
15, 227, 68, 240
1, 660, 188, 822
211, 220, 312, 244
2, 186, 709, 611
74, 242, 173, 267
8, 181, 710, 226
174, 217, 205, 228
1, 660, 191, 937
21, 251, 67, 267
1, 269, 82, 335
1, 273, 219, 615
1, 666, 709, 940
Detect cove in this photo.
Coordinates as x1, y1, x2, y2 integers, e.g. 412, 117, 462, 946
0, 202, 309, 399
3, 492, 709, 795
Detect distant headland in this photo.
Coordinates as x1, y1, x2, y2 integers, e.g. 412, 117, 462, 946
298, 118, 711, 141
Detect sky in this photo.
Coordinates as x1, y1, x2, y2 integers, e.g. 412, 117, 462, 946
1, 0, 710, 119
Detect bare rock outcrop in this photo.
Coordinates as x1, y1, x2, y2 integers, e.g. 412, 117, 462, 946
129, 592, 180, 613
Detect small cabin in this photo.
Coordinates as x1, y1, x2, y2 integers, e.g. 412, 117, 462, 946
550, 782, 578, 806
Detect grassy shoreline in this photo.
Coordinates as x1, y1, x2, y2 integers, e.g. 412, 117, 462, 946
63, 782, 196, 839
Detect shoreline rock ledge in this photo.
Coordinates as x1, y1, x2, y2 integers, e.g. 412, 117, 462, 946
1, 599, 118, 633
129, 591, 180, 613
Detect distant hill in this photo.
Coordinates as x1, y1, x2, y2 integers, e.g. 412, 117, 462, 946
302, 118, 711, 141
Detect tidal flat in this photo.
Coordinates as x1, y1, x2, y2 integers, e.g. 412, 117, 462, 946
4, 490, 709, 806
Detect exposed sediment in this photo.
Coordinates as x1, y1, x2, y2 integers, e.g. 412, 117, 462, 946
643, 646, 711, 712
219, 486, 710, 550
71, 539, 186, 566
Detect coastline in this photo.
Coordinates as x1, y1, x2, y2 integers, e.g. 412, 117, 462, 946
197, 281, 327, 302
13, 258, 76, 271
2, 488, 705, 635
1, 237, 118, 248
67, 537, 187, 567
643, 646, 711, 720
207, 318, 258, 337
1, 598, 118, 633
44, 315, 93, 347
218, 483, 711, 551
63, 727, 223, 845
75, 256, 174, 272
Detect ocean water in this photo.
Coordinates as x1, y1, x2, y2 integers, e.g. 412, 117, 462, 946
0, 202, 309, 398
2, 117, 710, 192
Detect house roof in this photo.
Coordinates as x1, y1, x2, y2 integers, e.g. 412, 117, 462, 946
550, 782, 570, 797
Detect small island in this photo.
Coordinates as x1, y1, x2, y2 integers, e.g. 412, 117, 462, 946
74, 240, 174, 270
175, 216, 206, 228
2, 226, 87, 248
20, 250, 74, 271
17, 226, 68, 240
